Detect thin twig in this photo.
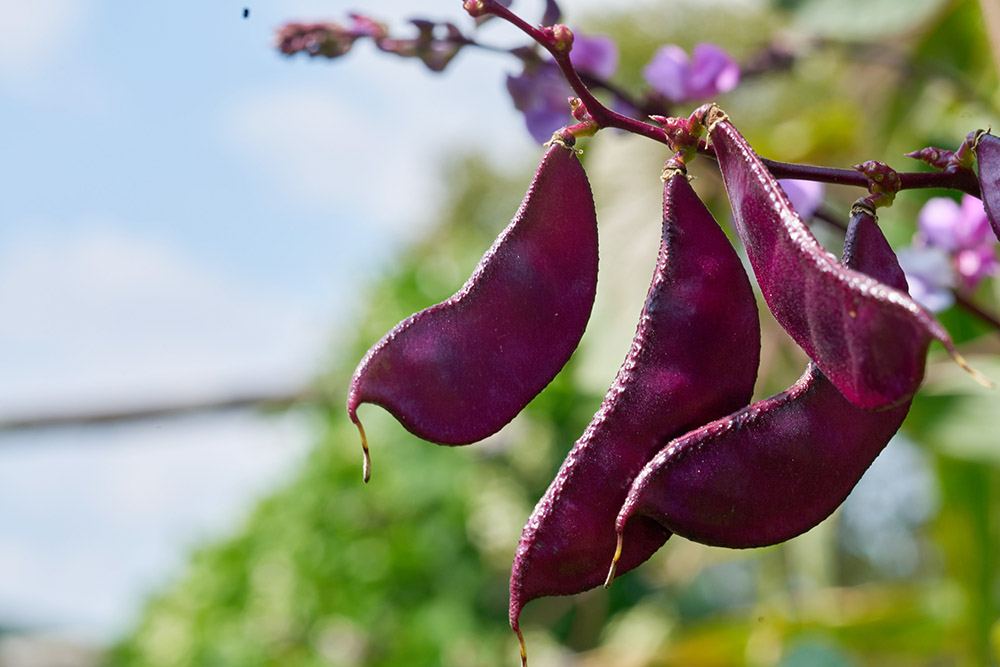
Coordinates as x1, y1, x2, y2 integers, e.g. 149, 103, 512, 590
0, 387, 320, 434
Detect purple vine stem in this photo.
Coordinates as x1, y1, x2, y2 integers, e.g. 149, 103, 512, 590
466, 0, 997, 333
467, 0, 983, 198
468, 0, 668, 144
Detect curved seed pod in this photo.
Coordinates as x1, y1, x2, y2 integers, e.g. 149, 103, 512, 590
509, 165, 760, 663
702, 104, 968, 410
348, 142, 599, 481
974, 130, 1000, 241
610, 203, 910, 557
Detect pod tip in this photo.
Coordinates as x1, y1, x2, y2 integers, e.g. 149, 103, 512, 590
951, 351, 995, 389
514, 625, 527, 667
354, 419, 372, 483
604, 532, 624, 589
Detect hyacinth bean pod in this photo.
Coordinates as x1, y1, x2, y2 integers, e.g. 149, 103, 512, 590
974, 130, 1000, 241
610, 204, 911, 555
509, 166, 760, 663
702, 104, 964, 410
348, 142, 599, 481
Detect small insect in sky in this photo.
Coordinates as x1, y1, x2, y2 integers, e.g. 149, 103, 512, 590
243, 8, 250, 18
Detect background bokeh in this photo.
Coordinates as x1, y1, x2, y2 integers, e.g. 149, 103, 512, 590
2, 0, 1000, 665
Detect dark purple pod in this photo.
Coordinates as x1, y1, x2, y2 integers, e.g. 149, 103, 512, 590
974, 130, 1000, 241
348, 142, 599, 481
702, 104, 962, 410
611, 203, 910, 555
509, 166, 760, 660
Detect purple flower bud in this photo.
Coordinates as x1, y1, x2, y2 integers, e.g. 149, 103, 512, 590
276, 16, 388, 59
569, 33, 618, 80
643, 43, 740, 103
896, 246, 955, 312
507, 65, 572, 143
778, 179, 825, 220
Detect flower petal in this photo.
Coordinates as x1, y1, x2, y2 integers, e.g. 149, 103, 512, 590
897, 246, 956, 312
955, 245, 999, 289
917, 197, 962, 251
506, 66, 572, 143
686, 43, 740, 99
778, 179, 825, 220
642, 45, 690, 101
570, 33, 619, 80
956, 194, 993, 248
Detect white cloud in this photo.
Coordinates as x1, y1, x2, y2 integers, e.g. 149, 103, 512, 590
223, 86, 428, 233
0, 223, 330, 416
221, 48, 534, 239
0, 0, 90, 82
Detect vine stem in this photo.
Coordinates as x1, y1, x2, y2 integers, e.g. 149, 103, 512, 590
471, 0, 985, 197
475, 0, 668, 144
699, 144, 982, 197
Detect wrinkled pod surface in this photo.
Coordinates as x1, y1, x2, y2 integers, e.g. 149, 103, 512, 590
612, 203, 911, 553
974, 130, 1000, 242
702, 103, 963, 410
348, 142, 599, 481
509, 166, 760, 664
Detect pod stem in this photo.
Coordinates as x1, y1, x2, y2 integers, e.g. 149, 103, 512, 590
604, 531, 624, 589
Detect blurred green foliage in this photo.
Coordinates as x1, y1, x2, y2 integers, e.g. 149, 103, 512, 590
113, 1, 1000, 665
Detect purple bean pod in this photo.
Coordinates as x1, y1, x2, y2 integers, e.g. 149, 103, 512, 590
974, 130, 1000, 242
348, 142, 598, 481
701, 103, 967, 410
509, 165, 759, 664
610, 202, 911, 557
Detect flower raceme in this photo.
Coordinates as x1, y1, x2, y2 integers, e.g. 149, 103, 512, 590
506, 33, 739, 143
346, 108, 989, 665
281, 3, 994, 661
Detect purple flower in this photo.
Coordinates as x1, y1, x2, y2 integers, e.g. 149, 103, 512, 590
506, 31, 618, 143
917, 195, 998, 288
643, 43, 740, 103
778, 179, 825, 220
569, 33, 618, 80
507, 64, 572, 143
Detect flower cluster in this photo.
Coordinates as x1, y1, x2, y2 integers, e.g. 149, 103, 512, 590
898, 195, 998, 311
275, 15, 387, 59
276, 3, 1000, 663
507, 33, 739, 142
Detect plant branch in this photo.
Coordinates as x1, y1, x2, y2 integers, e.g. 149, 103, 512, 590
473, 0, 668, 143
0, 387, 321, 435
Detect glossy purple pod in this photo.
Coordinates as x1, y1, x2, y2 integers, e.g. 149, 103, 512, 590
348, 142, 599, 481
509, 167, 759, 661
612, 204, 910, 554
974, 131, 1000, 241
702, 104, 962, 410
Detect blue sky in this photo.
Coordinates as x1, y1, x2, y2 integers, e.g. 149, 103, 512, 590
0, 0, 632, 642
